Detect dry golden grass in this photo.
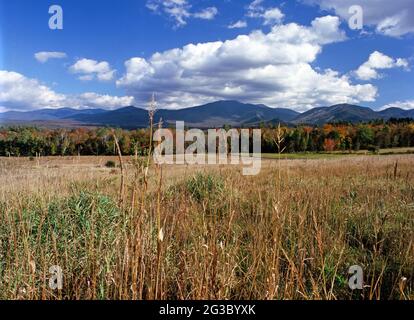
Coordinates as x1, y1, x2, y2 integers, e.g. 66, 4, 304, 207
0, 155, 413, 300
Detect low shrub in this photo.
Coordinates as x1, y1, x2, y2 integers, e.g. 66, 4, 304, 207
105, 160, 116, 168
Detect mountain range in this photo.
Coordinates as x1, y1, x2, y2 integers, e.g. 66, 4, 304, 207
1, 101, 413, 128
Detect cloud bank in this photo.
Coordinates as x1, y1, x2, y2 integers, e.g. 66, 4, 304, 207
0, 70, 134, 111
117, 16, 377, 111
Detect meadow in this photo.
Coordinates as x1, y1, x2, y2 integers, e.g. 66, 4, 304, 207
0, 154, 413, 300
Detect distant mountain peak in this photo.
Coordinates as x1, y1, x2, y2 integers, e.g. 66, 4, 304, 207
1, 101, 412, 128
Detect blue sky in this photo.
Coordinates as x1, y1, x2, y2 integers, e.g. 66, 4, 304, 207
0, 0, 413, 112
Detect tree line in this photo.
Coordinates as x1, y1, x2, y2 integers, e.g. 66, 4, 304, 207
261, 119, 414, 153
1, 120, 414, 157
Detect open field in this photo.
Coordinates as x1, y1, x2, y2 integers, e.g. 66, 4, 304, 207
0, 154, 413, 300
262, 147, 414, 160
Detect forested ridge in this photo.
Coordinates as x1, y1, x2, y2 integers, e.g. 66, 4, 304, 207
1, 119, 414, 157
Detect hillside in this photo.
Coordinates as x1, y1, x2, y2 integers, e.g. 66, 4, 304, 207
292, 104, 380, 125
378, 107, 414, 119
68, 100, 299, 128
1, 101, 413, 128
0, 108, 106, 121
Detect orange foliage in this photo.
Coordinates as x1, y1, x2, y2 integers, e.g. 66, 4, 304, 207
323, 138, 336, 152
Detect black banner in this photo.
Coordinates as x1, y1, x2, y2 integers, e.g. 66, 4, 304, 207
0, 300, 410, 319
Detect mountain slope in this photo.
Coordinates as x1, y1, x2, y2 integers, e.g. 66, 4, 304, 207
292, 104, 380, 125
160, 101, 299, 127
69, 101, 300, 128
378, 107, 414, 119
0, 108, 106, 121
69, 106, 150, 128
1, 101, 413, 128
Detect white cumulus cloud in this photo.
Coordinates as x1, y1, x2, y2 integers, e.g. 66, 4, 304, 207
0, 70, 66, 109
34, 51, 67, 63
305, 0, 414, 37
69, 58, 116, 82
0, 70, 134, 111
355, 51, 409, 81
67, 93, 135, 109
117, 16, 377, 111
